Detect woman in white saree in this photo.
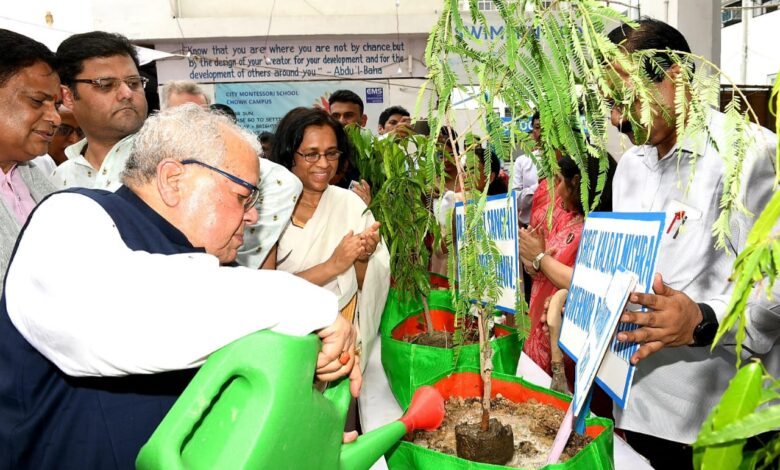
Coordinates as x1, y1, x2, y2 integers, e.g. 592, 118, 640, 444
274, 107, 390, 372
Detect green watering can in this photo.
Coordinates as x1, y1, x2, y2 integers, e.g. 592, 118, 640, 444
136, 330, 444, 470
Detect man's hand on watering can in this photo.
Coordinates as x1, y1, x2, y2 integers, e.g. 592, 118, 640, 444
316, 315, 359, 384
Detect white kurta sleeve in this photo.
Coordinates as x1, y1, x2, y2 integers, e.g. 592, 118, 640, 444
5, 192, 338, 377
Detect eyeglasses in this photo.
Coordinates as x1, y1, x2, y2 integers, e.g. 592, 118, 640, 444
55, 124, 85, 139
181, 159, 260, 210
71, 76, 149, 93
295, 149, 342, 163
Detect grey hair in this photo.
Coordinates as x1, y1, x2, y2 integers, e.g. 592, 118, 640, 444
123, 103, 260, 186
160, 80, 211, 109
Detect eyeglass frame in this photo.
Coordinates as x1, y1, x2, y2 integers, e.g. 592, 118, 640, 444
55, 124, 85, 139
71, 75, 149, 93
295, 149, 343, 164
180, 159, 260, 210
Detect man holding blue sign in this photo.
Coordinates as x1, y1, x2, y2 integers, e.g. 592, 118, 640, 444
606, 19, 779, 468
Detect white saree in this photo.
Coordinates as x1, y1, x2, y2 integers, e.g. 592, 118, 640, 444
277, 185, 390, 369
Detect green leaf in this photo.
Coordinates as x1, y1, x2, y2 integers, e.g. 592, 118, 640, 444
696, 406, 780, 447
694, 362, 764, 469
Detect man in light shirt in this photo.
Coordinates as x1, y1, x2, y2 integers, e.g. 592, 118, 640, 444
512, 111, 541, 227
605, 19, 778, 469
0, 104, 359, 468
52, 31, 147, 190
0, 29, 59, 297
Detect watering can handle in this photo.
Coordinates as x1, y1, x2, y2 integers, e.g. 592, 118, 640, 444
322, 377, 354, 420
146, 354, 268, 469
137, 332, 322, 470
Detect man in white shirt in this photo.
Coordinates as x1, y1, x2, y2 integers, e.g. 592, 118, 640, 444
605, 19, 778, 469
52, 31, 147, 190
512, 112, 541, 226
0, 104, 358, 469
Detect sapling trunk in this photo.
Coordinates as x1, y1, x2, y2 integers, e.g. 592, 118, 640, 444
421, 295, 435, 336
477, 306, 493, 432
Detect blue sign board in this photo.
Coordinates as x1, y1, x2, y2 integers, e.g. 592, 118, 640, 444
559, 212, 666, 409
454, 192, 520, 314
365, 87, 384, 104
215, 81, 389, 134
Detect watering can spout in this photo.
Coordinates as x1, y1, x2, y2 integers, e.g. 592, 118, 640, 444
339, 386, 445, 470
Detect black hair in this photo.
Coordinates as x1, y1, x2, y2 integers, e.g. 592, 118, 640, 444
558, 154, 616, 214
0, 29, 57, 87
378, 105, 410, 127
531, 110, 540, 123
272, 107, 351, 173
485, 145, 508, 196
258, 131, 274, 144
438, 125, 460, 154
210, 103, 237, 122
607, 17, 693, 82
56, 31, 139, 87
328, 89, 364, 115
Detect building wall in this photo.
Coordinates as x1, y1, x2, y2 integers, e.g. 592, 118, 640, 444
639, 0, 721, 67
93, 0, 443, 41
721, 8, 780, 85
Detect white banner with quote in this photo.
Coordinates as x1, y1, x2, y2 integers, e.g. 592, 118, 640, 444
156, 36, 428, 83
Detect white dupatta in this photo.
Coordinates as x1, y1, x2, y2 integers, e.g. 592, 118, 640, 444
277, 186, 390, 368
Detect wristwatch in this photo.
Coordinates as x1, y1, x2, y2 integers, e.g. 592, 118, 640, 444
532, 252, 546, 271
691, 303, 719, 347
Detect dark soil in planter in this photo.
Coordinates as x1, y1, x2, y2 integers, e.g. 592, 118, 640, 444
455, 418, 515, 465
403, 328, 479, 348
411, 396, 592, 468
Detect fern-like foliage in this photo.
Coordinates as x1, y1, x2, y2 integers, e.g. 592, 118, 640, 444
425, 0, 779, 458
346, 127, 440, 305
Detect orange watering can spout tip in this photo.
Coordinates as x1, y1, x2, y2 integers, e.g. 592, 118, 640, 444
400, 386, 445, 433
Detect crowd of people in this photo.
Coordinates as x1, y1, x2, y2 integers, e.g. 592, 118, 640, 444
0, 16, 778, 470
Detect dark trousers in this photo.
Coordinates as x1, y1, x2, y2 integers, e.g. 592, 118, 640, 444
624, 429, 779, 470
623, 430, 693, 470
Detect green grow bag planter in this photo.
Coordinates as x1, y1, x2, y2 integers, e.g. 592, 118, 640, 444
380, 290, 523, 410
379, 287, 454, 338
385, 369, 614, 470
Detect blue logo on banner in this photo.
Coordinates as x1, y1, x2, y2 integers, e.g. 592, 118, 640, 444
366, 87, 384, 104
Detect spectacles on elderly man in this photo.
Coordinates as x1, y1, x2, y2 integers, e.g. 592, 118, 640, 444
71, 76, 149, 93
295, 149, 342, 163
181, 159, 260, 210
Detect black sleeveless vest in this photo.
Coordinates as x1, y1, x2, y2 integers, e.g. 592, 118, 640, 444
0, 186, 201, 469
